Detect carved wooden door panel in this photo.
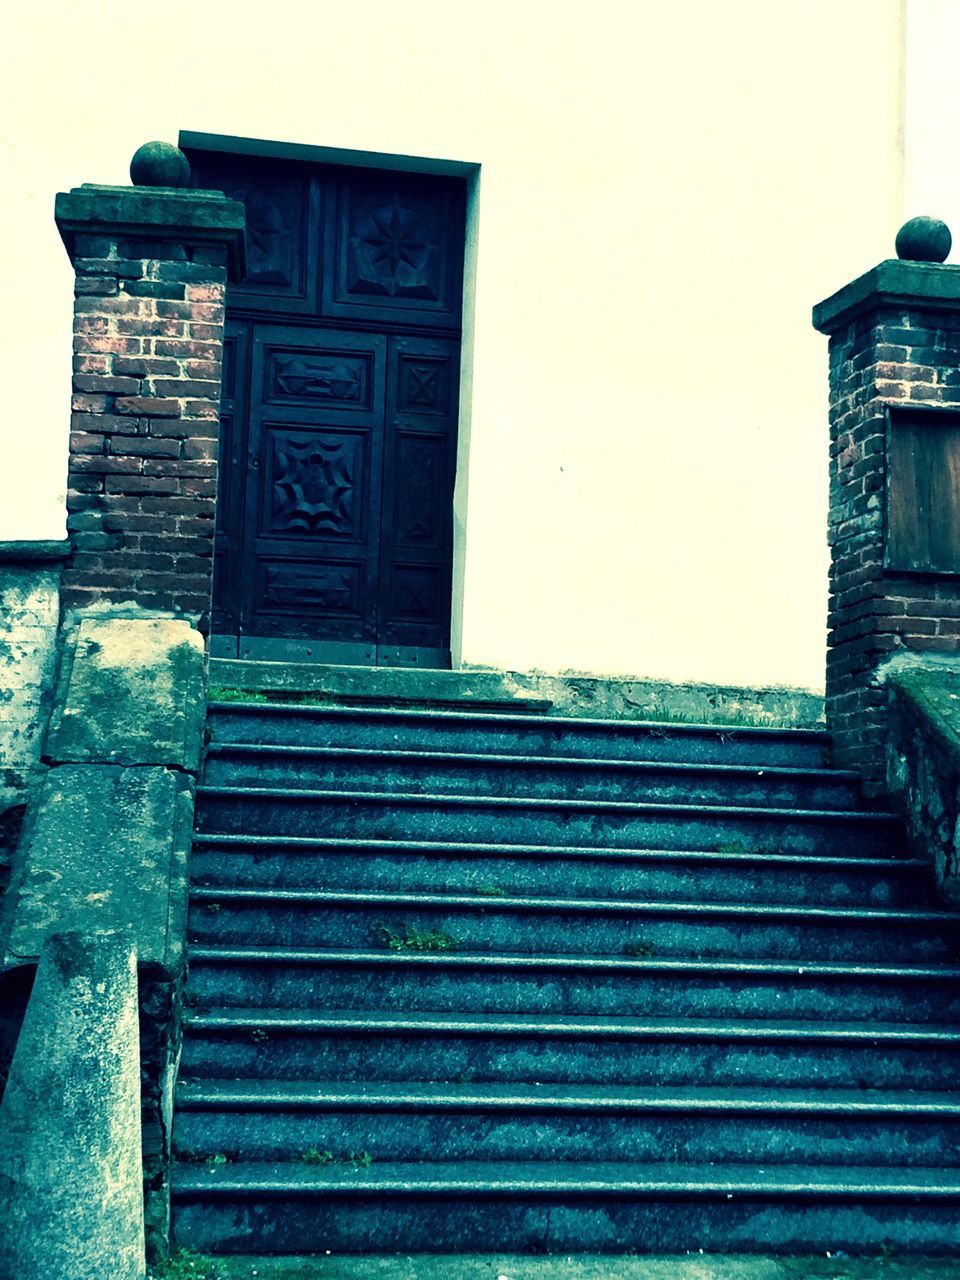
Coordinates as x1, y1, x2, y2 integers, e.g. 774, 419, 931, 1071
378, 334, 460, 660
240, 326, 388, 657
209, 321, 247, 640
187, 144, 466, 665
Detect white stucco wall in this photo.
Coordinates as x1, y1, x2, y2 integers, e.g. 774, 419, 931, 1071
903, 0, 960, 224
0, 0, 924, 688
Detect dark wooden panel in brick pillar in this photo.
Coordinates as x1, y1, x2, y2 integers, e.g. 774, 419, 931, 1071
886, 406, 960, 575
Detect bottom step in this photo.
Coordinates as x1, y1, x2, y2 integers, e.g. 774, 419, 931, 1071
172, 1160, 960, 1255
161, 1254, 960, 1279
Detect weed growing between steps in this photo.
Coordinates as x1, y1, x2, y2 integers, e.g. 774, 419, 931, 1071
624, 939, 656, 957
182, 986, 206, 1012
375, 923, 461, 952
148, 1246, 224, 1279
171, 1143, 231, 1170
208, 685, 263, 702
301, 1148, 374, 1169
208, 685, 390, 707
206, 686, 470, 714
715, 841, 747, 854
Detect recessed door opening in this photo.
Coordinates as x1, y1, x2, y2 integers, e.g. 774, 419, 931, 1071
181, 133, 472, 668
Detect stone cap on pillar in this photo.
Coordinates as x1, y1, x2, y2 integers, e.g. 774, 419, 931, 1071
813, 260, 960, 335
54, 141, 246, 279
813, 217, 960, 335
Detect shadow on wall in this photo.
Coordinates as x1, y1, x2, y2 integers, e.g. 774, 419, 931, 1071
0, 964, 35, 1103
0, 805, 26, 896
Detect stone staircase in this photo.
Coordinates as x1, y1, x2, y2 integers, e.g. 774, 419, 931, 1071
171, 697, 960, 1255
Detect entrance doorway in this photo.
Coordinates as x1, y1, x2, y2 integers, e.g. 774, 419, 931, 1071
181, 137, 468, 667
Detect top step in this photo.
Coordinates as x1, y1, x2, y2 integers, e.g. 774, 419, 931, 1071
207, 702, 831, 771
208, 660, 553, 715
207, 660, 826, 727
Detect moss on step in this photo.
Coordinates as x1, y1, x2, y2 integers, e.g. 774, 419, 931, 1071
374, 923, 461, 953
301, 1148, 374, 1169
206, 680, 820, 728
624, 939, 656, 958
148, 1246, 224, 1279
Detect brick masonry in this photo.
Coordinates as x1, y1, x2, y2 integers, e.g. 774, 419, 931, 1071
814, 258, 960, 790
66, 236, 228, 623
55, 184, 244, 632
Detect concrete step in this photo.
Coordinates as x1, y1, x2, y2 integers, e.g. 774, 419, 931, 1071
190, 835, 927, 909
205, 660, 827, 729
195, 787, 900, 858
170, 1159, 960, 1254
173, 1080, 960, 1167
202, 743, 861, 809
179, 1010, 960, 1089
185, 947, 960, 1024
207, 658, 554, 715
186, 887, 957, 964
206, 703, 831, 769
177, 694, 960, 1259
169, 1252, 960, 1278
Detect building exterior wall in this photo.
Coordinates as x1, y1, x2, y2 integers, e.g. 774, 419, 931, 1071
0, 0, 924, 688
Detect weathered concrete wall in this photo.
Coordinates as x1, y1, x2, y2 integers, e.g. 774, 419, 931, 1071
48, 613, 206, 772
7, 764, 193, 972
1, 609, 206, 1257
0, 928, 145, 1280
0, 542, 67, 965
0, 545, 65, 1169
4, 613, 203, 972
0, 543, 67, 818
493, 671, 824, 729
886, 665, 960, 907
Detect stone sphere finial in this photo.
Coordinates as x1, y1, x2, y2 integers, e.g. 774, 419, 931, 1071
895, 215, 952, 263
129, 141, 191, 189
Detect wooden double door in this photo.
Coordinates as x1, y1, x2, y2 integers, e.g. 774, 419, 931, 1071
185, 144, 466, 666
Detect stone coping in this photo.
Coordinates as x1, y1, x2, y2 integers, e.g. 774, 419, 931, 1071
0, 928, 145, 1280
888, 667, 960, 761
55, 183, 246, 278
813, 258, 960, 334
0, 540, 70, 564
3, 612, 205, 977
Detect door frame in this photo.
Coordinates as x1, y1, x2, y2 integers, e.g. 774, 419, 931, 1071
179, 130, 480, 669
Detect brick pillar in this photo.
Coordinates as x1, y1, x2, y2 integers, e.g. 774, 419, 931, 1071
813, 216, 960, 790
54, 142, 244, 632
